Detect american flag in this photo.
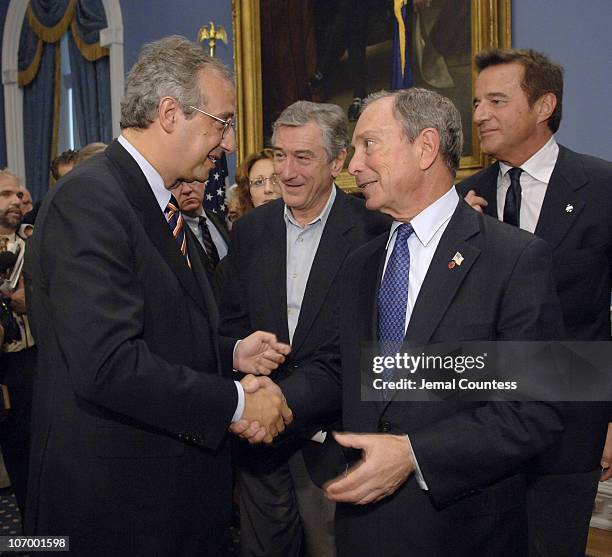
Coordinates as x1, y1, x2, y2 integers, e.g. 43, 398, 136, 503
203, 154, 228, 215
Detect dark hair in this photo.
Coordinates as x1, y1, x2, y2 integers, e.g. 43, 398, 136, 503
475, 48, 564, 133
234, 149, 275, 216
50, 149, 79, 180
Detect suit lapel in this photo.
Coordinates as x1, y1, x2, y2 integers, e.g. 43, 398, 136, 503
405, 202, 481, 345
187, 228, 220, 325
105, 140, 207, 313
475, 162, 500, 219
260, 205, 291, 343
378, 202, 481, 414
534, 145, 587, 249
292, 191, 354, 354
205, 209, 230, 246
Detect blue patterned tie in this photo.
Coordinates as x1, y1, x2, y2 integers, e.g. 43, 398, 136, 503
378, 224, 414, 391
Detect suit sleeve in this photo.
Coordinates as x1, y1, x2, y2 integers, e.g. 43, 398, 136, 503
409, 236, 565, 507
277, 293, 342, 433
38, 180, 238, 450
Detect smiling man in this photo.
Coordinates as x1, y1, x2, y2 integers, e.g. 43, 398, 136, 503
458, 48, 612, 557
25, 36, 292, 557
321, 88, 567, 557
220, 100, 389, 557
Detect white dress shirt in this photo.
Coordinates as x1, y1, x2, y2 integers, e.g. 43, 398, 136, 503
184, 212, 228, 260
285, 186, 336, 343
383, 186, 460, 331
382, 186, 459, 490
118, 135, 244, 421
496, 136, 559, 233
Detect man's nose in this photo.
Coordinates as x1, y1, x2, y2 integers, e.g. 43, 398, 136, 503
220, 126, 236, 153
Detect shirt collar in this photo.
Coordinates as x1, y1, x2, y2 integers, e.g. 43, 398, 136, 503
386, 186, 459, 250
284, 184, 337, 229
183, 210, 206, 226
498, 136, 559, 185
118, 135, 170, 212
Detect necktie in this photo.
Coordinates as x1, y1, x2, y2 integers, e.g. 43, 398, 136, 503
503, 167, 523, 227
165, 196, 190, 267
198, 216, 221, 269
378, 224, 414, 392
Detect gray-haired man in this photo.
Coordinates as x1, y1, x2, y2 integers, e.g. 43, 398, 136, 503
220, 100, 389, 557
25, 36, 290, 556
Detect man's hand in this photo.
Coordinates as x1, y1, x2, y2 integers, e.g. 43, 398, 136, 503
230, 375, 293, 444
600, 422, 612, 482
324, 432, 414, 505
234, 331, 291, 375
464, 190, 488, 213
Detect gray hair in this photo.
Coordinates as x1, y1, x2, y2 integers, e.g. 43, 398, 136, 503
271, 101, 349, 162
120, 35, 231, 129
363, 88, 463, 175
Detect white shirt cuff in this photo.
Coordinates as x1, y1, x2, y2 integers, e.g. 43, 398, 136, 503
232, 380, 245, 423
406, 435, 429, 490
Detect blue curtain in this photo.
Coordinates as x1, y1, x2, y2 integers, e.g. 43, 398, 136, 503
18, 0, 111, 201
18, 1, 67, 202
68, 0, 112, 145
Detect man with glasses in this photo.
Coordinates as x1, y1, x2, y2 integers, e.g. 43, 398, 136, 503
220, 100, 390, 557
25, 36, 292, 557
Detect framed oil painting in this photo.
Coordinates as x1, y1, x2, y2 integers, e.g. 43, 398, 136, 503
232, 0, 511, 191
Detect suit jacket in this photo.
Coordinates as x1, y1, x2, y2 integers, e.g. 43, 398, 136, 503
205, 208, 230, 249
219, 188, 390, 434
24, 140, 238, 557
334, 201, 565, 557
458, 145, 612, 472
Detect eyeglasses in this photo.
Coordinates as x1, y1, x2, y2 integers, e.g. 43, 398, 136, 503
188, 105, 235, 139
249, 175, 281, 189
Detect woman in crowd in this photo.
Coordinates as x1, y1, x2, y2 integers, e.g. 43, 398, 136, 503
233, 149, 281, 220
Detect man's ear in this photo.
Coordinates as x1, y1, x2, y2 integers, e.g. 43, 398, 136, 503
158, 96, 179, 133
331, 149, 347, 178
418, 128, 440, 171
536, 92, 557, 126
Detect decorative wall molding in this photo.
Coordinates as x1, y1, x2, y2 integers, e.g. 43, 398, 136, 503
2, 0, 124, 180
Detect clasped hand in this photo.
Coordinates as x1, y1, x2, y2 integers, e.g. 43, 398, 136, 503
230, 374, 293, 444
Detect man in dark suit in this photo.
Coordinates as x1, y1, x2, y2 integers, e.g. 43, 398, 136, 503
319, 88, 566, 557
175, 178, 229, 299
24, 36, 291, 557
458, 48, 612, 557
175, 179, 229, 265
220, 101, 389, 557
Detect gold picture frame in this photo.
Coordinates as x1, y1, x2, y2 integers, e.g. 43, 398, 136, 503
232, 0, 511, 191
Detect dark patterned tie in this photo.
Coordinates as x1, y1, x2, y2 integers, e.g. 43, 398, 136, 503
378, 224, 414, 396
503, 167, 523, 227
198, 216, 221, 269
164, 196, 190, 267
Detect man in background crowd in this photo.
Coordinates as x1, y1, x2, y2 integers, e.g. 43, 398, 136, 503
0, 169, 35, 520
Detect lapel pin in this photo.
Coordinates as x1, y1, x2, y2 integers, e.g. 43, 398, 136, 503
452, 252, 464, 266
565, 204, 573, 213
448, 261, 455, 269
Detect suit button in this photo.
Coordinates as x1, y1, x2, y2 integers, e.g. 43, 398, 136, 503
292, 364, 299, 369
378, 421, 391, 433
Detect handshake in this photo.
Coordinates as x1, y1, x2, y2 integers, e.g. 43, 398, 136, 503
230, 331, 293, 444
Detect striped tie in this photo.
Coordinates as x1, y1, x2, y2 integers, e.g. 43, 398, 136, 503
165, 196, 191, 268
